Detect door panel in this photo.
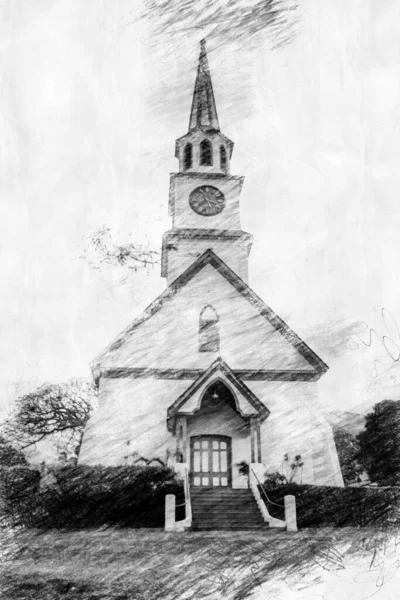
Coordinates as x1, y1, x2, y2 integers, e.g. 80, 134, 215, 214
191, 435, 231, 487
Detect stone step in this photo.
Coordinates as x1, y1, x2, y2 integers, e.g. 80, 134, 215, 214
192, 504, 258, 511
191, 489, 251, 495
191, 492, 254, 499
192, 502, 259, 511
192, 504, 260, 514
191, 524, 269, 531
191, 494, 254, 499
192, 519, 265, 527
193, 515, 263, 523
189, 485, 265, 530
192, 505, 258, 511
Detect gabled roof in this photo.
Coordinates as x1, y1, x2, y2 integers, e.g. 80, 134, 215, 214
92, 249, 329, 377
188, 39, 220, 132
167, 357, 270, 432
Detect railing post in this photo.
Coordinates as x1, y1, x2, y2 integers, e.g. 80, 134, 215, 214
165, 494, 176, 532
284, 495, 297, 532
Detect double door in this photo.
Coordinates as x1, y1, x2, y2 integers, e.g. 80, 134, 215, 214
190, 435, 231, 487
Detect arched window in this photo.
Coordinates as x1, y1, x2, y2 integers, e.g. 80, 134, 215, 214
184, 143, 192, 170
220, 145, 227, 172
200, 139, 213, 166
176, 423, 184, 463
199, 305, 219, 352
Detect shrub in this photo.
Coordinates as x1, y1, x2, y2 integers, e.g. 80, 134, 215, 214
358, 400, 400, 486
0, 466, 40, 526
0, 464, 184, 529
263, 471, 287, 490
0, 436, 28, 467
261, 482, 400, 528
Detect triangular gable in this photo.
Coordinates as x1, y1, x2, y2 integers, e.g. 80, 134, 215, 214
92, 249, 328, 376
167, 358, 270, 432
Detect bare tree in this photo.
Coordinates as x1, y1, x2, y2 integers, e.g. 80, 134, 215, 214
80, 227, 160, 273
2, 379, 98, 458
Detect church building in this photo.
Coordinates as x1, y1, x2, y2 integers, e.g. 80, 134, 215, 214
79, 41, 344, 490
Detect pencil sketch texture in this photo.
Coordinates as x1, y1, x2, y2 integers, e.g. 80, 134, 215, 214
79, 42, 344, 500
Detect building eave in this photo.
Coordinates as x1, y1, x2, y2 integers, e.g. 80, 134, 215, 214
100, 368, 321, 382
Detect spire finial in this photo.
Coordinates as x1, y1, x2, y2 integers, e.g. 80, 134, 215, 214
188, 40, 220, 132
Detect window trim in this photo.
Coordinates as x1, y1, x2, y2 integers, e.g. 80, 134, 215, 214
199, 305, 219, 352
220, 145, 227, 172
200, 139, 213, 166
183, 143, 193, 170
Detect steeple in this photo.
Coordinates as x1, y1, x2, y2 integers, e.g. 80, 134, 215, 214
189, 40, 220, 132
175, 40, 233, 174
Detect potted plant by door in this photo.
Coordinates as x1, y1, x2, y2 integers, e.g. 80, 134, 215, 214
236, 461, 250, 488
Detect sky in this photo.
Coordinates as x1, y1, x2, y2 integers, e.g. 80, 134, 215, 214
1, 0, 400, 417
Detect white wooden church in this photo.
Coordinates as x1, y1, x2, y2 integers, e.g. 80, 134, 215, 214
79, 41, 344, 494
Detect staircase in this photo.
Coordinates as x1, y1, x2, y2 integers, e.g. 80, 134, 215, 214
190, 487, 268, 530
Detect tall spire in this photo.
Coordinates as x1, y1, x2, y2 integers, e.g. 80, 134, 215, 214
188, 40, 220, 132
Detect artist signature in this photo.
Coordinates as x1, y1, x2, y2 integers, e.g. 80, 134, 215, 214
349, 307, 400, 385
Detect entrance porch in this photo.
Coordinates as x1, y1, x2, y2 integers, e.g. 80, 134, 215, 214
167, 359, 269, 489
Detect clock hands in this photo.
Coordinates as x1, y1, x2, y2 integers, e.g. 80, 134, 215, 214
189, 186, 225, 215
199, 189, 212, 208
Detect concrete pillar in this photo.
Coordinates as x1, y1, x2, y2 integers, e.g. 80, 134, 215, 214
256, 419, 262, 463
284, 495, 297, 532
165, 494, 176, 532
176, 424, 182, 460
250, 418, 256, 463
181, 416, 188, 463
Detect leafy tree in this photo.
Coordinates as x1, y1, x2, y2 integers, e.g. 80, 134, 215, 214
357, 400, 400, 486
0, 435, 28, 467
282, 453, 304, 483
2, 378, 98, 458
264, 453, 305, 488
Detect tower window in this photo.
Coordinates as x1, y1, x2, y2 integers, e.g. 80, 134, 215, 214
184, 143, 192, 170
199, 305, 219, 352
220, 145, 227, 172
200, 139, 213, 166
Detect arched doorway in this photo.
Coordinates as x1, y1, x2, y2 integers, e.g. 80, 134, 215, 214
189, 380, 248, 488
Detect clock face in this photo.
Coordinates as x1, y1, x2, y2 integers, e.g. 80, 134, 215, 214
189, 186, 226, 216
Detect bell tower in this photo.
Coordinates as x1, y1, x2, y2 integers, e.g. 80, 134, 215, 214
161, 40, 253, 284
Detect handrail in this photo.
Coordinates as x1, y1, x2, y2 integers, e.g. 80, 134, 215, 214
174, 465, 192, 526
185, 466, 192, 522
251, 468, 285, 509
176, 468, 191, 510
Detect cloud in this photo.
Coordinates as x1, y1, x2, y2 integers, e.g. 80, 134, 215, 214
140, 0, 299, 52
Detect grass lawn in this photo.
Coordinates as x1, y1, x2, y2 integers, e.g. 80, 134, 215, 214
1, 526, 398, 600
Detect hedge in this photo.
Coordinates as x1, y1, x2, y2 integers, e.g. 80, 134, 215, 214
0, 465, 185, 529
261, 482, 400, 528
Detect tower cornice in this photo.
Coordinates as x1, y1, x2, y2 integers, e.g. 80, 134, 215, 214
161, 228, 253, 278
